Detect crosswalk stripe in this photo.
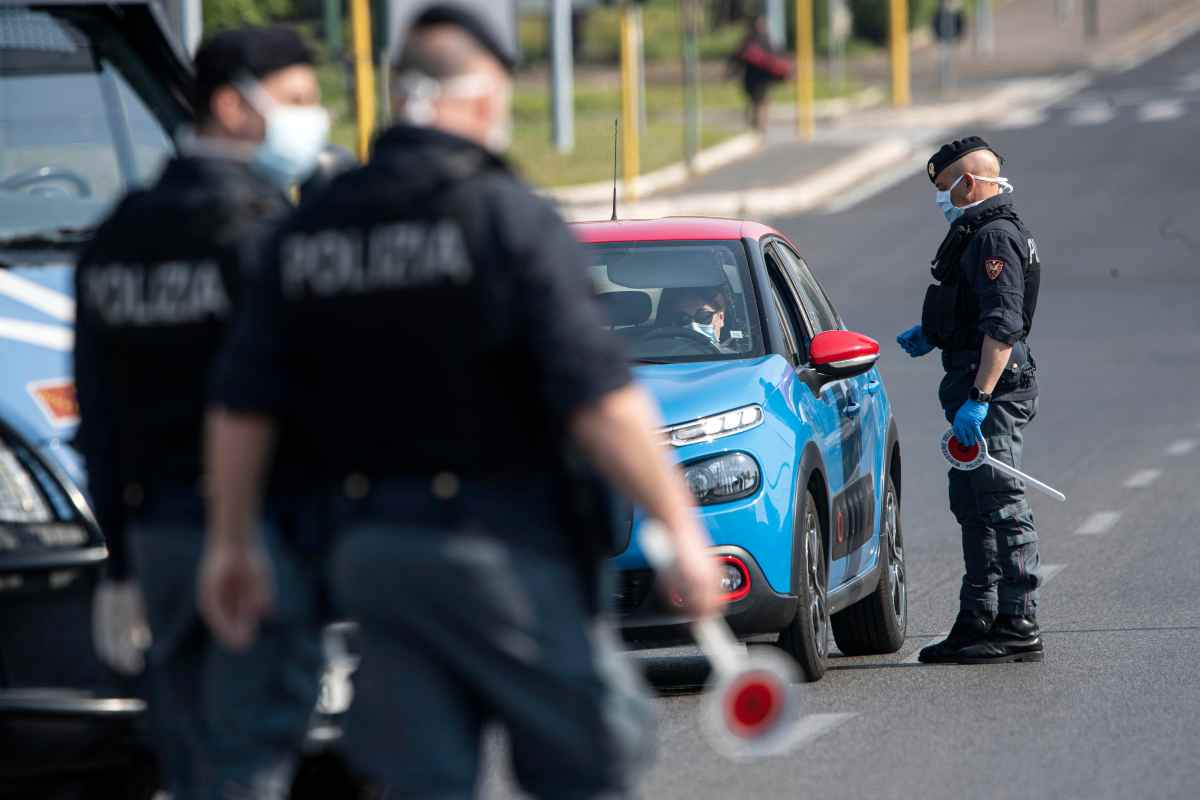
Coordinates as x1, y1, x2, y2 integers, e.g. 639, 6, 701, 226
1138, 99, 1185, 122
1068, 103, 1115, 126
1166, 439, 1197, 456
1076, 511, 1121, 535
1124, 469, 1162, 489
993, 108, 1046, 130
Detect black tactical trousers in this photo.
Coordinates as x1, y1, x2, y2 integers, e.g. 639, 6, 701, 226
943, 398, 1042, 618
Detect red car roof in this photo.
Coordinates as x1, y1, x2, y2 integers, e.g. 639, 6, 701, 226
571, 217, 782, 245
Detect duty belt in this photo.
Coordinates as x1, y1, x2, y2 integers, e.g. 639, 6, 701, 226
941, 341, 1031, 374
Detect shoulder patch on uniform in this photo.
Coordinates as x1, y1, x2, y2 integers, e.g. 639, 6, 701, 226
984, 257, 1006, 281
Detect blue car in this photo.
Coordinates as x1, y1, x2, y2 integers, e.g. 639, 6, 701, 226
575, 217, 907, 681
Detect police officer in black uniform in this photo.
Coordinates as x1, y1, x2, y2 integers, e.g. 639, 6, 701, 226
896, 137, 1044, 665
199, 6, 722, 797
77, 27, 330, 799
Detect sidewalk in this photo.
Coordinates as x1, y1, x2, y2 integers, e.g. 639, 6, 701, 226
551, 0, 1200, 222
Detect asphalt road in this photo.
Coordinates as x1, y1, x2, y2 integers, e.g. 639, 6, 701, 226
480, 32, 1200, 800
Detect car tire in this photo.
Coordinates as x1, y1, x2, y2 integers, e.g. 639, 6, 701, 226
778, 487, 828, 682
831, 474, 907, 655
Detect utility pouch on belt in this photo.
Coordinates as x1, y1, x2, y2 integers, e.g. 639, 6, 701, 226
921, 282, 959, 348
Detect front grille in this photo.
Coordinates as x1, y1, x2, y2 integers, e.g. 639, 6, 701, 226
613, 569, 654, 616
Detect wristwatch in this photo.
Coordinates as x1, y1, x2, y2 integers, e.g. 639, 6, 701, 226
969, 386, 992, 403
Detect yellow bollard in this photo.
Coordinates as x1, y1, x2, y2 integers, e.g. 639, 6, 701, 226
795, 0, 815, 141
350, 0, 376, 162
889, 0, 911, 107
619, 4, 640, 202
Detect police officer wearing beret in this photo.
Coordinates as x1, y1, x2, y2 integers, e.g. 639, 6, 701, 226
896, 137, 1044, 665
77, 27, 330, 798
199, 5, 721, 796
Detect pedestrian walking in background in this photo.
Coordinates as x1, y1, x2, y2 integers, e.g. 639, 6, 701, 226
198, 4, 723, 798
729, 14, 791, 132
897, 136, 1045, 665
77, 26, 331, 799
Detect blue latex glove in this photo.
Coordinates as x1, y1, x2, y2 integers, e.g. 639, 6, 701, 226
896, 324, 934, 357
953, 400, 989, 447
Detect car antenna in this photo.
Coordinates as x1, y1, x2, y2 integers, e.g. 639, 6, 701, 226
611, 117, 619, 221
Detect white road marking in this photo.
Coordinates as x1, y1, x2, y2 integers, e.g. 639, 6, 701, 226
1041, 563, 1066, 584
0, 271, 75, 322
750, 711, 857, 758
1124, 469, 1163, 489
1067, 102, 1115, 126
901, 564, 1066, 663
1076, 511, 1122, 536
821, 152, 932, 214
992, 108, 1046, 130
1166, 439, 1197, 456
0, 317, 73, 351
1138, 99, 1186, 122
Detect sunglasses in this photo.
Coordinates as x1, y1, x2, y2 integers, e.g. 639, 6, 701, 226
692, 307, 723, 325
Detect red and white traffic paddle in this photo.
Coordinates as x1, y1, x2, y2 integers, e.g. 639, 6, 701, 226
640, 522, 802, 760
940, 428, 1066, 502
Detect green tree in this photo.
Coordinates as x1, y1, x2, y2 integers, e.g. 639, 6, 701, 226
203, 0, 297, 31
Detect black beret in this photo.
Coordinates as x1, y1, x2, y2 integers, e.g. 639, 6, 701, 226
193, 26, 314, 120
408, 3, 517, 74
926, 136, 1005, 183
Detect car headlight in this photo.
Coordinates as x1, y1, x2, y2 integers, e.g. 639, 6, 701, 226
683, 452, 760, 505
0, 443, 52, 523
663, 405, 764, 447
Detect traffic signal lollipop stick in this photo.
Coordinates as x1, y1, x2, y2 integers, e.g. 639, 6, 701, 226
940, 428, 1066, 502
640, 522, 803, 761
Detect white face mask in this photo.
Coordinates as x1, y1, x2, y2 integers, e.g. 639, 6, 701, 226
934, 173, 1014, 223
396, 72, 514, 155
691, 320, 718, 343
237, 79, 331, 189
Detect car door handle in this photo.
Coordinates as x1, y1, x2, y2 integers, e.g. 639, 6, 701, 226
844, 397, 862, 416
865, 379, 881, 396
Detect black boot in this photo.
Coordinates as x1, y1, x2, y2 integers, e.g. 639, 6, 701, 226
956, 615, 1043, 664
917, 610, 993, 663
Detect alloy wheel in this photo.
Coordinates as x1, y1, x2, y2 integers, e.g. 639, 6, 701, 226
805, 508, 827, 659
884, 487, 907, 627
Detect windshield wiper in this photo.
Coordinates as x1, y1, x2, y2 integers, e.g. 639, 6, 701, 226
0, 227, 94, 251
633, 358, 674, 365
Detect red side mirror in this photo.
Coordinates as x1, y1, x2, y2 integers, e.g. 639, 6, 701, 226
809, 330, 880, 379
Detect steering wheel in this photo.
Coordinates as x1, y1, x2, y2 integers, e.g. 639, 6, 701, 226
0, 166, 93, 198
635, 326, 723, 356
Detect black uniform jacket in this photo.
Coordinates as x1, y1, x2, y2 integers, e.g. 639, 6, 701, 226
934, 194, 1041, 408
74, 156, 290, 579
211, 125, 631, 489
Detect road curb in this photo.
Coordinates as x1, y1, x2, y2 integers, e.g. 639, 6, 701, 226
558, 74, 1086, 223
1091, 1, 1200, 72
542, 86, 884, 208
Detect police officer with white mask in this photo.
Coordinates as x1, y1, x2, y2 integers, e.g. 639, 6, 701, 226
77, 27, 330, 799
199, 6, 722, 797
897, 136, 1044, 666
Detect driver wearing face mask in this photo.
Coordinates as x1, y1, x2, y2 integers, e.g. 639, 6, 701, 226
76, 26, 331, 800
675, 288, 733, 352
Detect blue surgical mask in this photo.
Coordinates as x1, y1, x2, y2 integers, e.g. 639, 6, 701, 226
935, 174, 966, 224
935, 173, 1015, 224
238, 80, 330, 189
691, 320, 718, 344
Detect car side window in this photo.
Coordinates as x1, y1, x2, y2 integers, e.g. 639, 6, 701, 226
764, 250, 808, 364
775, 243, 844, 332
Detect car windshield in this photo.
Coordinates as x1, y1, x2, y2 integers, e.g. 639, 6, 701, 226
0, 6, 182, 242
586, 240, 763, 363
